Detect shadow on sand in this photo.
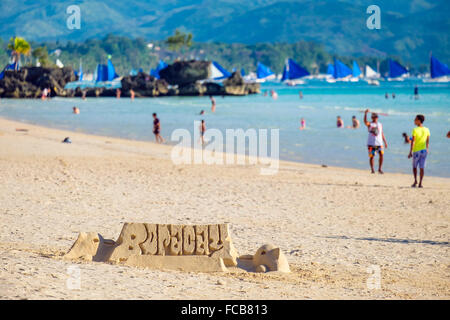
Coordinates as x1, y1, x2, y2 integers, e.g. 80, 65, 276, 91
320, 235, 449, 246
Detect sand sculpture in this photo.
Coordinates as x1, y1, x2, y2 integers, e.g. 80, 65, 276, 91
238, 244, 291, 273
65, 223, 290, 273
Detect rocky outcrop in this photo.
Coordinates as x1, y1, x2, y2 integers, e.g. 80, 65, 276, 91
120, 72, 169, 97
0, 67, 76, 98
159, 60, 210, 86
0, 63, 260, 98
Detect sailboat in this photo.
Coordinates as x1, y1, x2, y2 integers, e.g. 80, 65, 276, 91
281, 58, 309, 86
74, 59, 83, 81
256, 62, 276, 82
326, 58, 352, 82
423, 55, 450, 83
150, 60, 168, 79
96, 56, 120, 82
364, 64, 380, 86
0, 61, 19, 80
350, 61, 362, 82
209, 61, 231, 81
387, 59, 408, 81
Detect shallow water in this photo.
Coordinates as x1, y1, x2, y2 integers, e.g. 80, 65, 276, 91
1, 79, 449, 177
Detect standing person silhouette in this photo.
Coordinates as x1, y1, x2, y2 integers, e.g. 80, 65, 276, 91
152, 113, 164, 144
364, 109, 388, 174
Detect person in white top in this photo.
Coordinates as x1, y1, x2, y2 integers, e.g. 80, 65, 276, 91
364, 109, 388, 174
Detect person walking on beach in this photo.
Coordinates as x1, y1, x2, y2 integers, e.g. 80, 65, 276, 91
199, 120, 206, 145
408, 115, 430, 188
364, 109, 388, 174
299, 91, 303, 99
152, 113, 164, 144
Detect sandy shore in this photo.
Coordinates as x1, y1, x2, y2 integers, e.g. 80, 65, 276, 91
0, 116, 449, 299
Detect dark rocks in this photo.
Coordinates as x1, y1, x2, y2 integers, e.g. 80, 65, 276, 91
0, 66, 76, 98
0, 62, 260, 98
178, 82, 207, 96
120, 72, 169, 97
159, 60, 210, 86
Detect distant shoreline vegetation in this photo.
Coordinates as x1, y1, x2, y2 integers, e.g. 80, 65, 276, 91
0, 34, 428, 77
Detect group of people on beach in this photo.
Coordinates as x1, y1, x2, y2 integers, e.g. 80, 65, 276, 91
361, 109, 430, 187
72, 83, 434, 187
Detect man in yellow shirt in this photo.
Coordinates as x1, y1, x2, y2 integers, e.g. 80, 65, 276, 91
408, 114, 430, 188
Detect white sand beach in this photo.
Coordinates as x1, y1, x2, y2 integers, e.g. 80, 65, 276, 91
0, 117, 449, 299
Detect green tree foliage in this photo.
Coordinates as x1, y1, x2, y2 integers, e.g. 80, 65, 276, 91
166, 29, 193, 56
0, 34, 419, 75
32, 46, 52, 67
7, 37, 31, 70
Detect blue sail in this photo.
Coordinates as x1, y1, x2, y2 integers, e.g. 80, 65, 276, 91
281, 58, 309, 81
256, 62, 274, 79
96, 64, 108, 82
96, 59, 119, 82
352, 61, 361, 77
240, 68, 245, 76
430, 56, 450, 78
0, 62, 17, 79
150, 60, 168, 79
333, 59, 352, 79
78, 64, 83, 81
326, 64, 334, 76
107, 59, 119, 81
211, 61, 231, 80
389, 59, 408, 78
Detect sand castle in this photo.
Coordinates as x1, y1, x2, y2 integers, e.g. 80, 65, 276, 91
65, 223, 290, 273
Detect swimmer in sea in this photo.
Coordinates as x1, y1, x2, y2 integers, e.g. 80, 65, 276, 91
337, 116, 344, 128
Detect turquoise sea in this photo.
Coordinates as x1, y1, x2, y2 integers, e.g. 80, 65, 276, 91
1, 80, 449, 177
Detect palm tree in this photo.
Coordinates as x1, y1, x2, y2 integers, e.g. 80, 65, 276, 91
7, 37, 31, 70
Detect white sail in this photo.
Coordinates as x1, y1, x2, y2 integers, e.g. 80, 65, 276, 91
365, 65, 378, 78
56, 59, 64, 68
210, 63, 224, 79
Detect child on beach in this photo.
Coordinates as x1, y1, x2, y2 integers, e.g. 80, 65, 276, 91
72, 107, 80, 114
364, 109, 388, 174
408, 115, 430, 188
